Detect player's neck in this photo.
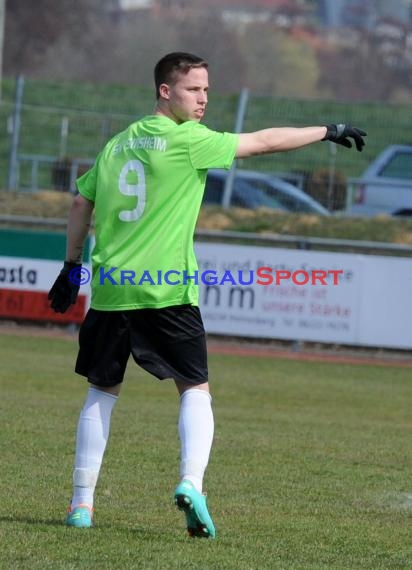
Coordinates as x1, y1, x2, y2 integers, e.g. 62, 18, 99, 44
154, 105, 181, 124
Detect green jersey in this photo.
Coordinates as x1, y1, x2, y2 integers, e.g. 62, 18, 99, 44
77, 115, 238, 310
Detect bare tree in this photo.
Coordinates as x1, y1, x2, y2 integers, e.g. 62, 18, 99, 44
317, 29, 412, 102
176, 11, 245, 93
238, 22, 321, 98
4, 0, 97, 75
5, 1, 411, 103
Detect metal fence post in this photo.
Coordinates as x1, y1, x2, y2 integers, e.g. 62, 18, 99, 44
59, 116, 69, 158
0, 0, 5, 101
222, 88, 249, 209
7, 75, 25, 190
327, 141, 337, 210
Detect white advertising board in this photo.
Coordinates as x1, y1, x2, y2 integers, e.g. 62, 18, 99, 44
357, 255, 412, 348
0, 256, 90, 295
195, 242, 412, 349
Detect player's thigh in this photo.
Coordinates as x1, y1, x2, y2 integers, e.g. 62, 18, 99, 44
129, 304, 208, 385
75, 309, 131, 387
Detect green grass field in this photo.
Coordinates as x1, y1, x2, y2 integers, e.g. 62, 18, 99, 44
1, 333, 411, 569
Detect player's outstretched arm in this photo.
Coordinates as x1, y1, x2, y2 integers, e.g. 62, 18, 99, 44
236, 124, 367, 158
48, 194, 94, 314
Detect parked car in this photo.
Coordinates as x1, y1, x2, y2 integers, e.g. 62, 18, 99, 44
347, 145, 412, 217
203, 169, 330, 215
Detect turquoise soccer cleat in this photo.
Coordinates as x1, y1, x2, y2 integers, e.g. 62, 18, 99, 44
174, 480, 216, 538
65, 504, 93, 528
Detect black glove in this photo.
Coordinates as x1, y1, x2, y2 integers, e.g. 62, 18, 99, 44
48, 261, 82, 313
323, 124, 367, 152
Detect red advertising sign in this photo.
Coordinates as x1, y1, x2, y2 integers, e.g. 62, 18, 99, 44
0, 289, 87, 323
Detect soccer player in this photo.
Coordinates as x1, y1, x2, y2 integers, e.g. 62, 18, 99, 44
48, 52, 366, 538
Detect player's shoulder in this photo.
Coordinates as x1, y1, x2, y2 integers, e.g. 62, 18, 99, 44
99, 119, 144, 157
184, 121, 221, 140
102, 124, 131, 152
184, 120, 211, 132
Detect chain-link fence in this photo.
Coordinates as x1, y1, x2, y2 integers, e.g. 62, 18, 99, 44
1, 76, 411, 212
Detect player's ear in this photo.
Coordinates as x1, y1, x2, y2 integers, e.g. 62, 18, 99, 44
159, 83, 170, 100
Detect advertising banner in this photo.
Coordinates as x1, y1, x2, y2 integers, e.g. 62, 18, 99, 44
2, 230, 411, 348
356, 255, 412, 348
195, 242, 412, 349
0, 229, 91, 324
195, 242, 361, 344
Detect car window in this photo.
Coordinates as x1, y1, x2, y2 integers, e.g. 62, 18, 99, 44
233, 178, 285, 210
231, 179, 282, 208
248, 178, 317, 213
379, 152, 412, 180
204, 175, 286, 209
204, 172, 324, 213
203, 175, 224, 203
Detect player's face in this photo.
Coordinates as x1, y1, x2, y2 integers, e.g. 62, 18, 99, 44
162, 67, 209, 123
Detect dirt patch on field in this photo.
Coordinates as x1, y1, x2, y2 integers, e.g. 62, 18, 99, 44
207, 340, 412, 368
3, 189, 412, 245
0, 190, 72, 218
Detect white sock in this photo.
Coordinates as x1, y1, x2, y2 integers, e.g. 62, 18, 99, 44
71, 387, 118, 508
178, 388, 214, 493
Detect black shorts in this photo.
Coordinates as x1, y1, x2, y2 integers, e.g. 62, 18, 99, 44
75, 304, 208, 387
